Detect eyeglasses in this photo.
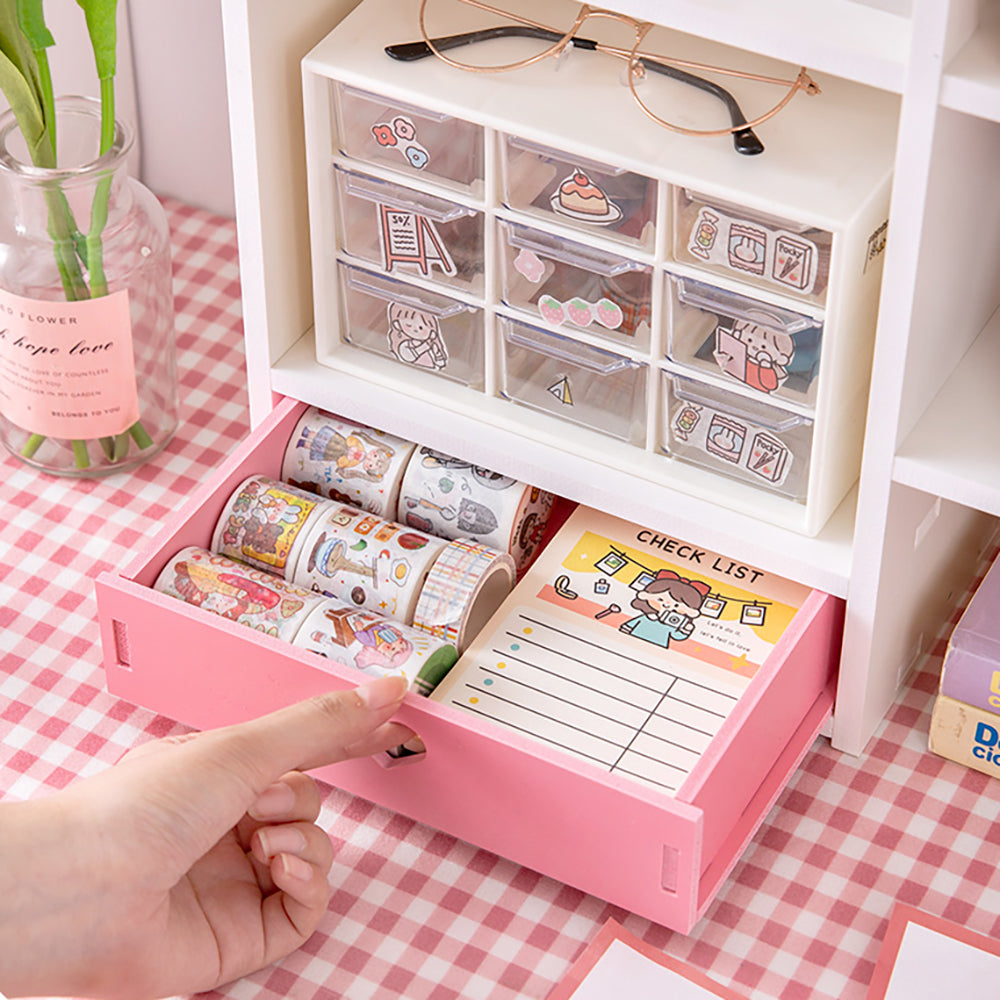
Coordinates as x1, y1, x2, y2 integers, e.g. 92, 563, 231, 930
385, 0, 820, 156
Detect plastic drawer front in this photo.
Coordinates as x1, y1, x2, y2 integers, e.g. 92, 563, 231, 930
338, 262, 485, 388
333, 82, 484, 196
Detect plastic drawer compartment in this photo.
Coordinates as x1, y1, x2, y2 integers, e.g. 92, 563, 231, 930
338, 262, 484, 388
672, 187, 832, 305
665, 272, 823, 410
333, 82, 484, 195
498, 219, 653, 350
499, 316, 647, 445
662, 369, 814, 502
335, 165, 485, 295
96, 395, 843, 935
501, 135, 657, 251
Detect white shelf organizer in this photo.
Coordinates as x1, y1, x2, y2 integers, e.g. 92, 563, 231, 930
220, 0, 1000, 756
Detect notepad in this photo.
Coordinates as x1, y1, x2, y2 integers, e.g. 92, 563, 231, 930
431, 506, 811, 794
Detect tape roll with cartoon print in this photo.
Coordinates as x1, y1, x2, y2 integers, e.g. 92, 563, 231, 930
397, 446, 555, 573
292, 600, 458, 696
281, 407, 416, 518
211, 476, 329, 579
289, 501, 449, 624
154, 546, 323, 642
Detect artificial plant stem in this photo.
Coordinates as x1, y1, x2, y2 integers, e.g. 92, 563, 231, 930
84, 75, 115, 294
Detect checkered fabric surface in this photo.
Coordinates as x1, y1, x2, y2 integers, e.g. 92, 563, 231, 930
3, 199, 1000, 1000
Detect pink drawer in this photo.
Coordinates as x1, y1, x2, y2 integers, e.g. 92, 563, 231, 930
96, 396, 842, 933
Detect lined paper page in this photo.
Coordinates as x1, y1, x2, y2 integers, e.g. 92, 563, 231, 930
436, 606, 744, 793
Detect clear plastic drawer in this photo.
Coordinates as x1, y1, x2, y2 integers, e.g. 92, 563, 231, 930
501, 135, 657, 251
499, 316, 647, 445
498, 219, 653, 350
338, 262, 484, 388
335, 166, 485, 295
333, 83, 484, 195
662, 370, 813, 501
672, 188, 832, 306
665, 273, 823, 409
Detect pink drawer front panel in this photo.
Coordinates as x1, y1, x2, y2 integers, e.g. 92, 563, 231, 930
96, 396, 841, 933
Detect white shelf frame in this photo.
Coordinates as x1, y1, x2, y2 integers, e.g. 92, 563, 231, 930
222, 0, 1000, 756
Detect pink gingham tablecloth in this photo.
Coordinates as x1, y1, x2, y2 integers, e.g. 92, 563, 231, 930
3, 198, 1000, 1000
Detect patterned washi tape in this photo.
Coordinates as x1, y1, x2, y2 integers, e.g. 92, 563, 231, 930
289, 502, 448, 623
281, 407, 416, 517
292, 600, 457, 695
397, 446, 555, 573
412, 538, 516, 651
154, 546, 323, 642
211, 476, 328, 578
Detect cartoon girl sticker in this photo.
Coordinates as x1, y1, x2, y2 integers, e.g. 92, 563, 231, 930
386, 302, 448, 370
353, 622, 415, 674
619, 570, 710, 649
732, 318, 795, 394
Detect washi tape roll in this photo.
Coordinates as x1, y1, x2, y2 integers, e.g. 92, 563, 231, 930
211, 476, 328, 578
281, 407, 416, 517
292, 600, 458, 696
290, 501, 449, 623
154, 546, 322, 642
397, 446, 555, 572
412, 538, 516, 651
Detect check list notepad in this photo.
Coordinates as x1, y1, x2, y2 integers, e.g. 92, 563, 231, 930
431, 506, 811, 794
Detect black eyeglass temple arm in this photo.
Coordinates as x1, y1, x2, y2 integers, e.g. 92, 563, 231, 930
385, 28, 763, 156
634, 55, 763, 155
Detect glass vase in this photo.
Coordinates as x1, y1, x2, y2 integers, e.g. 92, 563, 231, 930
0, 96, 178, 476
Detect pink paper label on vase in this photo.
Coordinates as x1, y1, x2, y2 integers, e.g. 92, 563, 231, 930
0, 287, 140, 439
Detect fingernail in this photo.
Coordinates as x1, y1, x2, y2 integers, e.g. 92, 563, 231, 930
257, 825, 308, 859
356, 674, 408, 711
279, 852, 314, 882
248, 780, 296, 821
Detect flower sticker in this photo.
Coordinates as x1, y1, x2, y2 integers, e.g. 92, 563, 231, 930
404, 145, 429, 170
372, 123, 397, 147
392, 117, 416, 141
371, 116, 431, 170
514, 248, 545, 283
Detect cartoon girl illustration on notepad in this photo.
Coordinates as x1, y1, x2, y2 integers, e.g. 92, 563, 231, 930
619, 570, 710, 649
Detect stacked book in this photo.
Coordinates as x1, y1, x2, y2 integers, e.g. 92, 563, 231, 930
929, 553, 1000, 777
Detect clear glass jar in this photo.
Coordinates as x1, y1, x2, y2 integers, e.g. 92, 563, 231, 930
0, 96, 178, 476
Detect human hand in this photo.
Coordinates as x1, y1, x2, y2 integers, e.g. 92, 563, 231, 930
0, 674, 414, 999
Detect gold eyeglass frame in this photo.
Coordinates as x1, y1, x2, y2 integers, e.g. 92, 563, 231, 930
417, 0, 820, 140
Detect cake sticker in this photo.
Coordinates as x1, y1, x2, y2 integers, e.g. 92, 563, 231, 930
550, 170, 622, 224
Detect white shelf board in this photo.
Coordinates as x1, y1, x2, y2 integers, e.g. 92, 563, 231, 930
894, 309, 1000, 516
940, 2, 1000, 121
272, 331, 857, 596
602, 0, 911, 92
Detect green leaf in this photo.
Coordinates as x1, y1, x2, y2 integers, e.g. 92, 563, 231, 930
0, 0, 44, 102
75, 0, 117, 80
0, 44, 50, 165
16, 0, 54, 51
